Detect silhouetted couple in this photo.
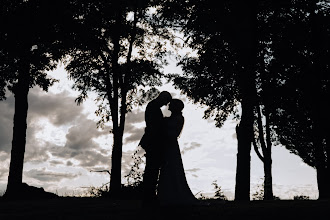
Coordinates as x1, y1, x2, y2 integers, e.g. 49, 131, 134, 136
139, 91, 198, 207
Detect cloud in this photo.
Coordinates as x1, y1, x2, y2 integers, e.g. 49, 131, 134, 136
0, 86, 114, 181
181, 142, 202, 154
50, 141, 111, 170
49, 160, 65, 166
24, 168, 80, 182
45, 113, 112, 169
125, 110, 145, 124
121, 150, 136, 176
0, 95, 14, 153
28, 88, 84, 126
123, 110, 146, 144
0, 156, 9, 180
124, 129, 145, 144
0, 87, 83, 153
271, 184, 318, 200
64, 117, 108, 150
185, 168, 200, 173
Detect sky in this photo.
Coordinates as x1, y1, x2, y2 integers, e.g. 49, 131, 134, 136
0, 61, 319, 200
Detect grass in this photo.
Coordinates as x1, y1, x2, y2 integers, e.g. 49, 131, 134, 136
0, 196, 328, 219
0, 181, 326, 219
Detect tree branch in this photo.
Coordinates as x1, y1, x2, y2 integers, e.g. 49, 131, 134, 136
256, 104, 267, 154
253, 137, 264, 162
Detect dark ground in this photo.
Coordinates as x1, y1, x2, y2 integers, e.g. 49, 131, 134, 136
0, 197, 328, 220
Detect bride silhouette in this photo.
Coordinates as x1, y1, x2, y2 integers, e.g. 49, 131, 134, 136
157, 99, 198, 206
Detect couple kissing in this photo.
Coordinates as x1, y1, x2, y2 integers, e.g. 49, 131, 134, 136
139, 91, 198, 207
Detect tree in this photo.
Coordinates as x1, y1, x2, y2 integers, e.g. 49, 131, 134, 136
65, 0, 168, 196
264, 0, 330, 199
308, 0, 330, 200
159, 0, 330, 201
157, 0, 258, 201
229, 0, 258, 201
1, 0, 70, 198
242, 0, 330, 200
252, 105, 274, 200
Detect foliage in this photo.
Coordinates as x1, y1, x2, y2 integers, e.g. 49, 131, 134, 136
195, 180, 228, 201
293, 195, 310, 201
264, 0, 330, 169
251, 178, 280, 201
1, 0, 74, 197
212, 180, 228, 201
124, 148, 145, 187
251, 182, 264, 201
64, 0, 172, 193
158, 0, 241, 128
65, 0, 168, 111
82, 184, 109, 198
196, 192, 207, 200
84, 147, 145, 199
159, 0, 330, 167
159, 3, 329, 201
0, 0, 69, 97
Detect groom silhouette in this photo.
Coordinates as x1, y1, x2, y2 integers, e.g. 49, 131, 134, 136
139, 91, 172, 205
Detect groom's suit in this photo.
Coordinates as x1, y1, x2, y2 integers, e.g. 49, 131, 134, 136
142, 99, 165, 201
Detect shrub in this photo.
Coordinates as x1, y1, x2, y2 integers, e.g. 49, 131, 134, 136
293, 195, 310, 200
212, 180, 228, 201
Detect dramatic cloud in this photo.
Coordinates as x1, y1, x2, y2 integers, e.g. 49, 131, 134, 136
0, 155, 9, 180
28, 88, 84, 126
64, 119, 108, 150
0, 87, 83, 153
0, 95, 14, 153
0, 73, 319, 198
0, 87, 115, 189
123, 110, 146, 144
24, 168, 80, 182
49, 115, 111, 169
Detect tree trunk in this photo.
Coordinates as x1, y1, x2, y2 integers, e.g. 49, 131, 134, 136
232, 0, 257, 201
109, 8, 122, 197
235, 72, 256, 201
263, 107, 273, 200
235, 108, 253, 201
109, 5, 138, 197
255, 105, 273, 200
309, 0, 329, 200
110, 128, 123, 197
5, 70, 30, 198
263, 152, 273, 200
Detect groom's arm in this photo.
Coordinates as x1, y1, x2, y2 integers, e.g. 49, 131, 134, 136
145, 102, 163, 128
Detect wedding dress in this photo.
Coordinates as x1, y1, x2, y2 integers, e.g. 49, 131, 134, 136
157, 113, 198, 206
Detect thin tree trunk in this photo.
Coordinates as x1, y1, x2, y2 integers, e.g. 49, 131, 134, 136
263, 107, 273, 200
109, 4, 140, 197
109, 8, 122, 197
255, 105, 273, 200
5, 70, 30, 198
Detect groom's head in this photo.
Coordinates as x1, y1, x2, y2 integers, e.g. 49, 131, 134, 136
156, 91, 172, 106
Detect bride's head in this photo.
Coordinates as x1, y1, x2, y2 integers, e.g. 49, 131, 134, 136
169, 99, 184, 114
